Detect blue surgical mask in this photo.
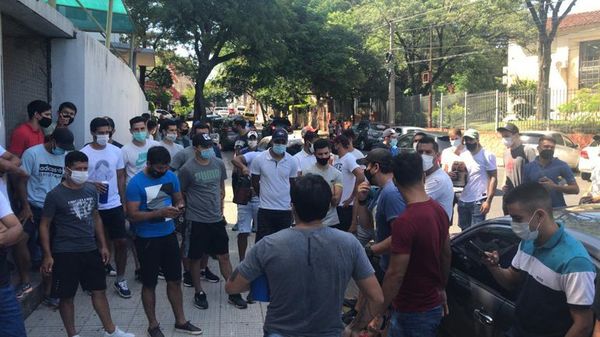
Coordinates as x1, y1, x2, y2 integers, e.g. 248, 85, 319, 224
52, 146, 66, 155
132, 131, 147, 142
390, 139, 398, 147
272, 144, 287, 155
200, 148, 215, 159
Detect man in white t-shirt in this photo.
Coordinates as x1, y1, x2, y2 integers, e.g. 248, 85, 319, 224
441, 128, 466, 173
416, 136, 454, 220
0, 145, 27, 201
342, 129, 365, 161
332, 135, 365, 232
458, 129, 497, 230
121, 116, 160, 182
293, 128, 317, 175
81, 117, 131, 299
251, 128, 298, 242
159, 119, 183, 160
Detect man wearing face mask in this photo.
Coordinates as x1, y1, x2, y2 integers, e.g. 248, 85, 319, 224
457, 129, 497, 230
39, 151, 135, 337
293, 127, 317, 176
81, 118, 131, 298
483, 182, 595, 337
9, 100, 52, 158
121, 116, 160, 183
333, 135, 365, 233
15, 128, 74, 300
43, 102, 78, 136
251, 128, 298, 242
171, 122, 222, 172
159, 119, 184, 159
441, 128, 466, 173
175, 120, 191, 148
374, 128, 399, 156
523, 136, 579, 208
179, 133, 247, 310
497, 123, 536, 215
104, 117, 124, 148
417, 136, 454, 220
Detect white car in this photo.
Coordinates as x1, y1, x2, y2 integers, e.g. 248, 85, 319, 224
578, 135, 600, 181
520, 131, 580, 169
392, 125, 425, 135
214, 107, 229, 118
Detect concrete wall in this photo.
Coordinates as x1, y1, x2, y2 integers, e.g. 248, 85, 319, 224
52, 31, 148, 149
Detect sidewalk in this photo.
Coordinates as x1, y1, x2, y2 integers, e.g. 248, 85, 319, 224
25, 152, 266, 337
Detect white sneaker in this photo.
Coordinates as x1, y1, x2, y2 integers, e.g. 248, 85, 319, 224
104, 326, 135, 337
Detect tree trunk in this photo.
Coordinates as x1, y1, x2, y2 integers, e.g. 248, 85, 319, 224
536, 36, 552, 120
139, 66, 146, 91
193, 74, 209, 121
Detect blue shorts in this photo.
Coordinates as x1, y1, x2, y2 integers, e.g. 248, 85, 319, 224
0, 285, 27, 337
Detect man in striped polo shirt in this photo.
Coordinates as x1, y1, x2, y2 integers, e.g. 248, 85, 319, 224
483, 182, 596, 337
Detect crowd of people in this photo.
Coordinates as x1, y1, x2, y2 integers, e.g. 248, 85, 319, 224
0, 100, 598, 337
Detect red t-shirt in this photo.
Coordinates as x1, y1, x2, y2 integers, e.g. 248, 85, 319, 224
8, 122, 45, 157
390, 198, 449, 312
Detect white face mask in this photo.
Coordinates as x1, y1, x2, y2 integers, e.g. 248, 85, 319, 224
412, 142, 418, 151
70, 170, 89, 185
248, 140, 258, 148
511, 212, 542, 241
165, 132, 178, 142
451, 138, 462, 147
96, 134, 109, 146
502, 137, 513, 148
422, 154, 435, 171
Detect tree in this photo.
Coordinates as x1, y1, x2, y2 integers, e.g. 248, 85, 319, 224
525, 0, 577, 119
158, 0, 291, 120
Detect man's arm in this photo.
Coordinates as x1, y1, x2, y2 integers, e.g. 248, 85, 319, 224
15, 174, 32, 222
331, 183, 343, 207
481, 170, 497, 215
344, 167, 365, 205
565, 306, 594, 337
126, 200, 173, 222
593, 319, 600, 337
39, 215, 53, 274
0, 213, 23, 248
225, 267, 251, 294
483, 251, 523, 291
117, 168, 126, 211
0, 151, 23, 175
347, 275, 384, 333
354, 181, 374, 231
231, 156, 249, 175
251, 174, 260, 196
380, 253, 410, 309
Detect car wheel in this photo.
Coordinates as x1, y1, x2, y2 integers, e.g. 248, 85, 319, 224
581, 172, 591, 181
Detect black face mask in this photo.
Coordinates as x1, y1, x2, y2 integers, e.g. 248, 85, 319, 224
67, 117, 75, 125
539, 149, 554, 160
364, 167, 375, 185
39, 116, 52, 128
180, 129, 189, 136
332, 147, 339, 155
465, 142, 478, 151
148, 169, 166, 179
316, 157, 329, 166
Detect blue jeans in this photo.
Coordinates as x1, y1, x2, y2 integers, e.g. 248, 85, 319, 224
0, 285, 27, 337
457, 199, 486, 230
389, 306, 443, 337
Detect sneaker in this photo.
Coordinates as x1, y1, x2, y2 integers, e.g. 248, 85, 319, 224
174, 321, 202, 335
15, 283, 33, 299
105, 264, 117, 277
113, 280, 132, 298
246, 292, 255, 304
43, 296, 59, 309
147, 325, 165, 337
194, 292, 208, 309
104, 326, 134, 337
200, 267, 219, 283
183, 271, 194, 287
158, 270, 165, 280
228, 294, 248, 309
231, 223, 239, 231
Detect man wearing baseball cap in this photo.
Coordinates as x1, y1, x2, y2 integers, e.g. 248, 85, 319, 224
250, 128, 298, 241
497, 123, 536, 214
457, 128, 497, 230
374, 128, 399, 156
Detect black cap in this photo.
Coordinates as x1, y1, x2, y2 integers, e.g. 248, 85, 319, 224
52, 128, 75, 151
357, 148, 393, 167
497, 123, 519, 134
272, 128, 288, 142
193, 133, 214, 148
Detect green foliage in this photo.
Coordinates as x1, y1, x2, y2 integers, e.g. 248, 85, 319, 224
149, 65, 174, 89
558, 87, 600, 114
145, 88, 172, 109
172, 101, 193, 118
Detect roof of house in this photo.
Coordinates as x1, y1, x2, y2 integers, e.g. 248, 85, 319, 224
548, 10, 600, 31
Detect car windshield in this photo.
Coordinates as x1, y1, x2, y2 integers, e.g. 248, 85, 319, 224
555, 206, 600, 239
520, 133, 543, 145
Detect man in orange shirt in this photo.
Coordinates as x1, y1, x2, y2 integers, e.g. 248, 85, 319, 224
8, 100, 52, 157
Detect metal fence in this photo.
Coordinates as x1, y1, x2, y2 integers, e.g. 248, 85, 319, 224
395, 88, 600, 134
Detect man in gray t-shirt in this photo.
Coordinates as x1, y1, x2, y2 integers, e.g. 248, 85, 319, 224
226, 174, 383, 337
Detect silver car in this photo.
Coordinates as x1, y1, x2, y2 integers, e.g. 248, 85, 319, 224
520, 131, 580, 169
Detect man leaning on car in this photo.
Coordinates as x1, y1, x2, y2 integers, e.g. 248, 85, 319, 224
483, 182, 596, 337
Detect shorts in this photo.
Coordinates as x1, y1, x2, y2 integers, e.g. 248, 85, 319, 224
187, 219, 229, 259
51, 250, 107, 299
336, 206, 353, 232
135, 233, 182, 287
256, 208, 292, 242
99, 206, 128, 240
236, 197, 259, 234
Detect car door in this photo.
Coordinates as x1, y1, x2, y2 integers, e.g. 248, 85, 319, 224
442, 224, 520, 337
550, 133, 573, 168
561, 134, 580, 168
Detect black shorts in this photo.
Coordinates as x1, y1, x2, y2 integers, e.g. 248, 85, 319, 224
99, 206, 127, 240
188, 219, 229, 259
135, 233, 182, 287
256, 208, 292, 243
51, 250, 106, 299
336, 206, 354, 232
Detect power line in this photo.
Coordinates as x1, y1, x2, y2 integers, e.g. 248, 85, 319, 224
403, 50, 488, 64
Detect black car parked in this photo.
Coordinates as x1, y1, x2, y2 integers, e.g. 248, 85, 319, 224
262, 117, 293, 137
441, 204, 600, 337
354, 122, 389, 150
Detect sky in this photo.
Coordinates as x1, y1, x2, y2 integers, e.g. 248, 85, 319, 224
569, 0, 600, 14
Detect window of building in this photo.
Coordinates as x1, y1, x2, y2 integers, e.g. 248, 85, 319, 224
579, 40, 600, 89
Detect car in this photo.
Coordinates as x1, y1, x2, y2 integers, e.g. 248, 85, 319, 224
577, 135, 600, 181
354, 122, 389, 150
441, 204, 600, 337
396, 130, 451, 153
153, 109, 172, 120
261, 117, 293, 137
392, 125, 425, 135
214, 107, 230, 118
520, 131, 580, 169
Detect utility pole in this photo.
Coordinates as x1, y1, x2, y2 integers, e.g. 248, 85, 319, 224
428, 26, 433, 128
388, 22, 396, 125
105, 0, 114, 49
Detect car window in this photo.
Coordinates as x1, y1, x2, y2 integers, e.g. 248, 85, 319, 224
551, 133, 565, 145
452, 224, 521, 301
562, 136, 575, 148
520, 133, 542, 145
398, 134, 413, 149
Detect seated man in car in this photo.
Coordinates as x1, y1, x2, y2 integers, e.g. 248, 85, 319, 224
483, 182, 596, 337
